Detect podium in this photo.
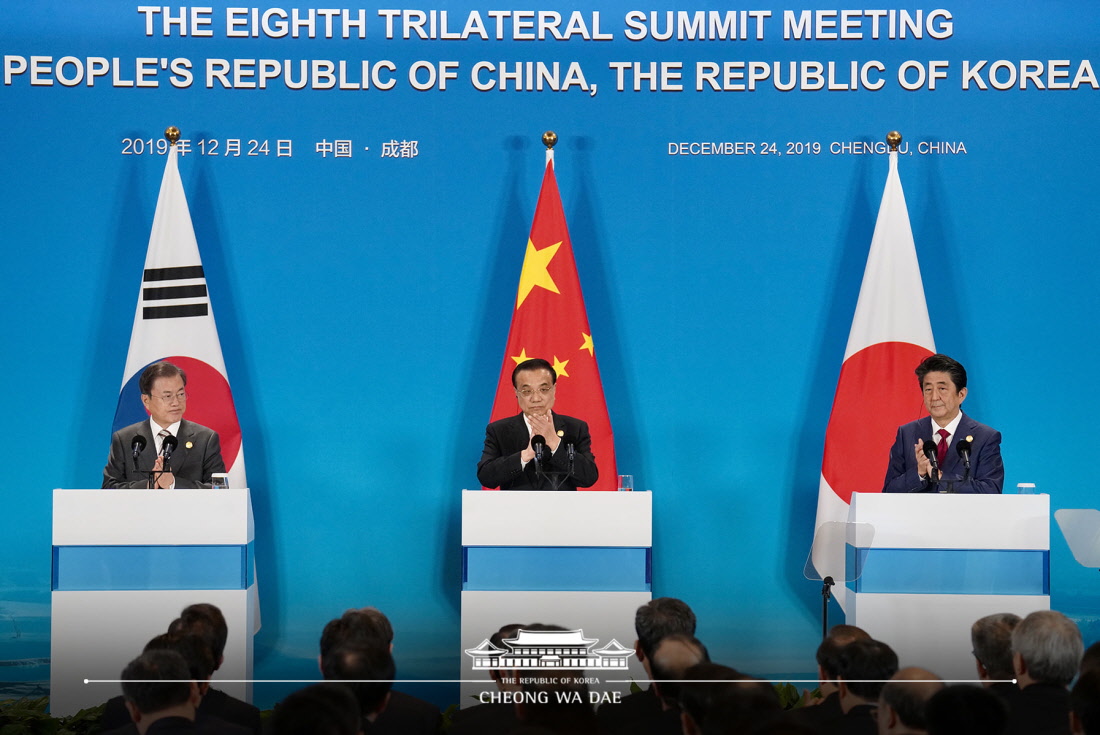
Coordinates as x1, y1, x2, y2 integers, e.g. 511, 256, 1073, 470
50, 488, 256, 716
844, 492, 1050, 680
460, 490, 652, 705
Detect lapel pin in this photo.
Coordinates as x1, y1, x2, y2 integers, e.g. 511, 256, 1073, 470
557, 430, 564, 437
965, 435, 973, 442
185, 441, 193, 449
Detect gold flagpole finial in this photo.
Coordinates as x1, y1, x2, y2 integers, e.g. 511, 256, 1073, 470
887, 131, 902, 152
542, 131, 558, 150
165, 126, 181, 146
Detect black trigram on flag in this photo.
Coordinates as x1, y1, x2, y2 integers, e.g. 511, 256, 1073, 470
142, 265, 209, 319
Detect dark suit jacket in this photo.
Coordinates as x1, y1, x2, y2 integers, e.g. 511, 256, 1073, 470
784, 690, 843, 731
199, 688, 261, 735
989, 680, 1021, 709
103, 715, 199, 735
102, 688, 259, 735
820, 703, 877, 735
447, 701, 518, 735
1006, 683, 1071, 735
477, 412, 598, 491
103, 713, 250, 735
596, 687, 682, 735
103, 419, 226, 489
882, 412, 1003, 494
363, 690, 442, 735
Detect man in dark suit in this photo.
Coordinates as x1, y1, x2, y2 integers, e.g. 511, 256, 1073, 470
1007, 610, 1083, 735
925, 685, 1008, 735
449, 623, 522, 735
883, 354, 1003, 494
824, 638, 898, 735
477, 358, 598, 491
270, 683, 361, 735
319, 608, 442, 735
971, 612, 1022, 708
679, 663, 784, 734
786, 624, 871, 732
876, 667, 944, 735
169, 604, 261, 735
597, 598, 697, 735
101, 628, 259, 735
103, 361, 225, 489
1070, 670, 1100, 735
110, 649, 246, 735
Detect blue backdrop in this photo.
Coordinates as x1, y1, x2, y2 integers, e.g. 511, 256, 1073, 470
2, 0, 1098, 709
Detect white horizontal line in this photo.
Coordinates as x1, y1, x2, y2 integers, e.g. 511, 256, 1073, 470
85, 679, 496, 685
608, 678, 1014, 684
85, 677, 1014, 685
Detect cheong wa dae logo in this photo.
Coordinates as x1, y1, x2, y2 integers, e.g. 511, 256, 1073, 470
465, 628, 634, 670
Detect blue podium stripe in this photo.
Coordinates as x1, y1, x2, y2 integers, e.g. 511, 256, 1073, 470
845, 547, 1049, 595
52, 543, 254, 591
463, 547, 651, 591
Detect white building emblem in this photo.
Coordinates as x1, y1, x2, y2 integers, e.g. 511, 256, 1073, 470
465, 628, 634, 670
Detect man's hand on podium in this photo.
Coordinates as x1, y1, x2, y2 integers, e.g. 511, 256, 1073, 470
152, 454, 175, 489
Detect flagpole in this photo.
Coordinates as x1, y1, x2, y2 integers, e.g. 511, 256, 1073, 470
813, 127, 935, 609
165, 125, 180, 146
485, 127, 618, 490
887, 129, 901, 152
542, 129, 556, 166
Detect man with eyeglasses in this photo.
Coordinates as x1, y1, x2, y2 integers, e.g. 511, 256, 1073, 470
477, 357, 598, 491
102, 361, 225, 489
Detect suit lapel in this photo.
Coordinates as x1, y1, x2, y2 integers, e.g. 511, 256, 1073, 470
937, 413, 972, 476
508, 414, 531, 454
941, 413, 975, 476
138, 422, 158, 474
169, 420, 191, 475
915, 417, 943, 472
917, 417, 932, 444
552, 414, 565, 442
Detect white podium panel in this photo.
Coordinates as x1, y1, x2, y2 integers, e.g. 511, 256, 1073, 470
850, 593, 1046, 680
50, 488, 256, 716
847, 493, 1049, 550
460, 491, 652, 707
845, 493, 1050, 680
462, 490, 652, 547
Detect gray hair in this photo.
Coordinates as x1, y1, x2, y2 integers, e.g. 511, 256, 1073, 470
1011, 610, 1083, 687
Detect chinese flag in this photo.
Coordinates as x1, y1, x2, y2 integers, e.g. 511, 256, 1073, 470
487, 156, 617, 491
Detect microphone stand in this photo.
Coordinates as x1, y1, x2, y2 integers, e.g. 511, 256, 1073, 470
820, 576, 835, 640
536, 463, 574, 491
133, 452, 155, 490
923, 441, 941, 493
149, 452, 174, 489
535, 442, 576, 491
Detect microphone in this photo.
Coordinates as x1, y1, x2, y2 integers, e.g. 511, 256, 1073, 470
922, 439, 940, 484
161, 434, 178, 461
131, 435, 147, 464
562, 435, 576, 476
531, 435, 546, 465
956, 435, 973, 480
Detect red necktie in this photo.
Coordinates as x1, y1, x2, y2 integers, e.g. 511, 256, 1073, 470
936, 428, 950, 467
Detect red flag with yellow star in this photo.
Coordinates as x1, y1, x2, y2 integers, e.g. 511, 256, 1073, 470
487, 155, 617, 491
